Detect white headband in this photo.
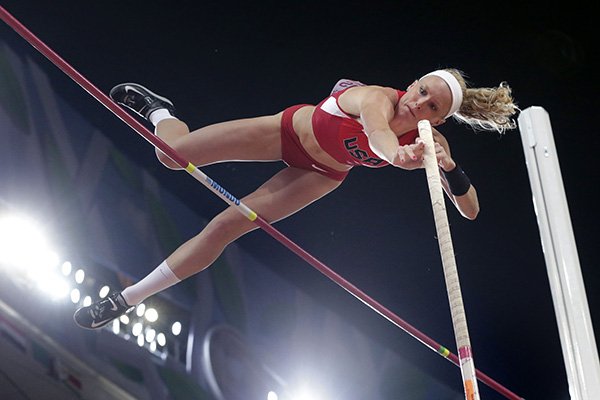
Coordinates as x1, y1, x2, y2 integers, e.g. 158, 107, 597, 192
420, 70, 463, 119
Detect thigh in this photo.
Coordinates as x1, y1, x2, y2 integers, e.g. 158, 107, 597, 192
244, 167, 343, 222
173, 113, 284, 166
212, 167, 344, 240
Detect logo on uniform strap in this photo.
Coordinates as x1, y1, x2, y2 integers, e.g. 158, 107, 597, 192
344, 137, 384, 166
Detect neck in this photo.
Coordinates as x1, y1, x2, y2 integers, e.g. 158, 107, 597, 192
390, 118, 418, 136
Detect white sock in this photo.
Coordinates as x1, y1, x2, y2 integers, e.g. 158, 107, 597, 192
149, 109, 177, 127
121, 260, 181, 306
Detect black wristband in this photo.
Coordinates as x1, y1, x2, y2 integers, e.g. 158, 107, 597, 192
441, 164, 471, 196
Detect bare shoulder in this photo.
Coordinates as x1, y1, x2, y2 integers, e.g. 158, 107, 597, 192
341, 85, 398, 100
338, 85, 399, 115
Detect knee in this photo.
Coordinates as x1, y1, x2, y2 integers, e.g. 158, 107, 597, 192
203, 211, 255, 245
155, 138, 193, 169
155, 148, 181, 170
154, 120, 192, 169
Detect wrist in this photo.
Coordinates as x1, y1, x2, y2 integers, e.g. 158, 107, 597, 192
441, 160, 457, 172
441, 163, 471, 196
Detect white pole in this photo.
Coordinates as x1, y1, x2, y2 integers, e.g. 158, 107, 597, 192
419, 120, 480, 400
518, 107, 600, 399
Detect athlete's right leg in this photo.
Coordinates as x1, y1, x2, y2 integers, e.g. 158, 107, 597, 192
153, 115, 284, 169
109, 83, 284, 169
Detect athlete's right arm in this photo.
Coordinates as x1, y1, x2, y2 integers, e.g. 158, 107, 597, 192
338, 86, 400, 164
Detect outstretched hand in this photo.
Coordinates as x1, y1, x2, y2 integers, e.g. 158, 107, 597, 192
392, 138, 456, 171
392, 139, 425, 170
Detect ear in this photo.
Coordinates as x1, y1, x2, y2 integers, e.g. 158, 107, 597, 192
432, 119, 446, 127
406, 80, 418, 91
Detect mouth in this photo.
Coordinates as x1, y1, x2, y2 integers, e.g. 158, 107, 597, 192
407, 105, 416, 119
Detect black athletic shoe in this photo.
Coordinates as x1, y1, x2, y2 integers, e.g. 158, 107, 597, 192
73, 292, 133, 330
109, 83, 175, 120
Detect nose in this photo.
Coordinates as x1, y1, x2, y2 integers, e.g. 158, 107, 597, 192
415, 101, 421, 110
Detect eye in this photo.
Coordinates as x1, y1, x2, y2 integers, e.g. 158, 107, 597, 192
419, 86, 427, 95
430, 103, 438, 112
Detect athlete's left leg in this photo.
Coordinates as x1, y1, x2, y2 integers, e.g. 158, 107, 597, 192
73, 167, 344, 329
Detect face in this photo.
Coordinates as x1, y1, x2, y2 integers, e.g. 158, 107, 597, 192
396, 75, 453, 126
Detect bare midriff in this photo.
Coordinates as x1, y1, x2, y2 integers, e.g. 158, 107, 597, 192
290, 105, 352, 173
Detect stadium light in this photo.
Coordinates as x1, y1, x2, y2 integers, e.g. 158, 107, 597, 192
172, 321, 182, 336
99, 285, 110, 298
0, 214, 57, 271
112, 319, 120, 335
61, 261, 72, 276
144, 308, 158, 322
74, 269, 85, 284
37, 274, 70, 300
136, 303, 146, 317
156, 332, 166, 347
132, 322, 143, 337
145, 328, 156, 343
70, 288, 81, 304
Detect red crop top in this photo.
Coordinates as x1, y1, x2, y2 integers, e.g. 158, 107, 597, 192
311, 88, 418, 167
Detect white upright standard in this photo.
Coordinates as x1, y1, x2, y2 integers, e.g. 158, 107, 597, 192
518, 106, 600, 400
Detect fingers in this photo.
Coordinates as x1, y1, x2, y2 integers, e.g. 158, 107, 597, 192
397, 142, 424, 163
394, 141, 426, 170
434, 143, 446, 167
412, 140, 455, 171
433, 143, 455, 171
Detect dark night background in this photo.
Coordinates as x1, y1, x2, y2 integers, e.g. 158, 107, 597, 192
1, 0, 598, 399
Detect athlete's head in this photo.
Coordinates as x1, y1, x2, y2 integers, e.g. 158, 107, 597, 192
401, 68, 518, 133
398, 72, 454, 127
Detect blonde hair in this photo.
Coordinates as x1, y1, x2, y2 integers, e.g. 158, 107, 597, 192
445, 68, 518, 134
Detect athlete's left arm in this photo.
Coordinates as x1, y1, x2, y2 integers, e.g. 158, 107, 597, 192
432, 129, 480, 220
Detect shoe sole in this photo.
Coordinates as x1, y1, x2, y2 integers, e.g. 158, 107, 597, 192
110, 83, 174, 117
73, 309, 111, 330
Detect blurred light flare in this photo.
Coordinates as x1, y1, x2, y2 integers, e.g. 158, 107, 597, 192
61, 261, 72, 276
290, 382, 329, 400
74, 269, 85, 284
293, 391, 322, 400
132, 322, 143, 336
70, 288, 81, 303
172, 321, 182, 336
156, 332, 166, 346
37, 274, 70, 300
145, 328, 156, 343
112, 319, 120, 335
99, 285, 110, 298
144, 307, 158, 322
1, 213, 185, 360
0, 214, 59, 272
136, 303, 146, 317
